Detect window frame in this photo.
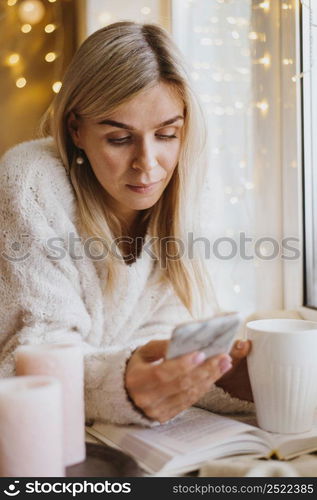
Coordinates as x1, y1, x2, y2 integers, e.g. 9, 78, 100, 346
285, 0, 317, 320
301, 0, 317, 312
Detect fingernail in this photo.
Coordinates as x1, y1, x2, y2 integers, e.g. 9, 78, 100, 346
192, 351, 206, 365
219, 357, 232, 373
236, 340, 245, 350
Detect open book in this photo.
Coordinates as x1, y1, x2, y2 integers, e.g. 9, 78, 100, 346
85, 407, 317, 476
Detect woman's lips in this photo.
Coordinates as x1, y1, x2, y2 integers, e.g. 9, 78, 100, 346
126, 180, 161, 194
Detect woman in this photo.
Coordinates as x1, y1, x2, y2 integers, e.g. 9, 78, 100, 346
0, 21, 253, 425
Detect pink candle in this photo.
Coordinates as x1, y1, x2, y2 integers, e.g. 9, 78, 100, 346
0, 376, 64, 477
15, 343, 86, 466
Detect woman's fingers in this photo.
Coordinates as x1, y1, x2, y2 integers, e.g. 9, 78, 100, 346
129, 353, 233, 416
128, 350, 232, 394
145, 376, 216, 422
230, 339, 252, 360
126, 338, 235, 421
127, 349, 206, 392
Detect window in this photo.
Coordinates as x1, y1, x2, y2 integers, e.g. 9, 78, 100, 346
302, 0, 317, 309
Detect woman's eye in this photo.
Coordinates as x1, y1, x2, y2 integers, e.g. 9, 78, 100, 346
108, 137, 131, 145
107, 134, 177, 146
156, 134, 177, 141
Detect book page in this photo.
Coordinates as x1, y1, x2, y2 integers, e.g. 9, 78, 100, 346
139, 408, 257, 453
91, 407, 260, 455
237, 410, 317, 459
87, 407, 269, 474
259, 416, 317, 459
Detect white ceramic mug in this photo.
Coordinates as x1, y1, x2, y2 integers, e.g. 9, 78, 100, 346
246, 319, 317, 434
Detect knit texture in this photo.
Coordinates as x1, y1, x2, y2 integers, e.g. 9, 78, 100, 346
0, 137, 254, 426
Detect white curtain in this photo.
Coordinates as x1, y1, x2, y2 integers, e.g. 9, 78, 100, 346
172, 0, 284, 317
83, 0, 169, 35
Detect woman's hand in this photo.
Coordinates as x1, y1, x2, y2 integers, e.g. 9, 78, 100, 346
215, 339, 253, 402
125, 340, 233, 423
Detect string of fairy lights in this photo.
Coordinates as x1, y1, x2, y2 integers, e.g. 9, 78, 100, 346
4, 0, 63, 93
5, 0, 313, 95
168, 0, 316, 307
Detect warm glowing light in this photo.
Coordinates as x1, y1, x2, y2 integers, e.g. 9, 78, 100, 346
45, 23, 56, 33
7, 0, 18, 6
292, 71, 304, 82
18, 0, 46, 25
21, 24, 32, 33
52, 81, 62, 93
98, 11, 112, 26
282, 3, 292, 9
230, 197, 239, 204
256, 100, 269, 113
248, 31, 266, 42
259, 1, 270, 11
141, 7, 151, 15
7, 53, 20, 66
283, 58, 293, 65
45, 52, 57, 62
48, 0, 57, 2
259, 53, 271, 67
16, 77, 27, 88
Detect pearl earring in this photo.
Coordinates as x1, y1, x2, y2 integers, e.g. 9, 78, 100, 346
76, 156, 84, 165
75, 148, 85, 165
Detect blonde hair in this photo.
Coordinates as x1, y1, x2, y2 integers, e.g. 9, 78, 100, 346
40, 21, 218, 318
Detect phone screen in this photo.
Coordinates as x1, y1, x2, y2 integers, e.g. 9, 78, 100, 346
165, 312, 241, 360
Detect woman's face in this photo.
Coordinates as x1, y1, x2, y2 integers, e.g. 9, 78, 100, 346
68, 81, 185, 228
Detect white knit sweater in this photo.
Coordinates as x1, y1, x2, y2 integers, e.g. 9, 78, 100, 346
0, 137, 254, 426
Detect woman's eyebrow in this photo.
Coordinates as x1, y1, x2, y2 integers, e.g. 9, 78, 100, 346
97, 115, 184, 130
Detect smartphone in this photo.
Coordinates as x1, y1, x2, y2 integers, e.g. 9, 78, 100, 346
165, 311, 241, 360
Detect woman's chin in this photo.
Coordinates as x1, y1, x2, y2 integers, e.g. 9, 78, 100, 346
124, 192, 162, 210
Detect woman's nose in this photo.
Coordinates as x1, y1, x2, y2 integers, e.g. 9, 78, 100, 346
132, 158, 159, 171
132, 141, 159, 171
